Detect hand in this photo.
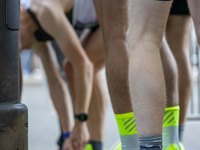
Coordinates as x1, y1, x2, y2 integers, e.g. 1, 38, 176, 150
70, 120, 90, 150
62, 138, 73, 150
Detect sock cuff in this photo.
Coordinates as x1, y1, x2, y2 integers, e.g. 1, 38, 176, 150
139, 134, 162, 149
165, 105, 180, 111
163, 106, 180, 127
115, 112, 137, 135
115, 112, 134, 119
179, 125, 185, 142
88, 141, 103, 150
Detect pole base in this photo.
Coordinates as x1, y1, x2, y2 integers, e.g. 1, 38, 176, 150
0, 103, 28, 150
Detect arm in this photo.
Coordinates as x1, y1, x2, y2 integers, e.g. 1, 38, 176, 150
32, 40, 75, 134
30, 1, 94, 149
20, 5, 74, 145
31, 0, 93, 116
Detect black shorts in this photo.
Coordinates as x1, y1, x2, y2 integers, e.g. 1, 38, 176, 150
170, 0, 190, 15
27, 9, 54, 41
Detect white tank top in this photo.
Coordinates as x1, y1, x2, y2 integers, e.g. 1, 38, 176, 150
72, 0, 97, 26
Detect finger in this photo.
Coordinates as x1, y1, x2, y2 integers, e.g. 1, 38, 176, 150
65, 146, 72, 150
72, 141, 78, 149
77, 140, 84, 150
76, 141, 82, 150
63, 144, 71, 150
81, 141, 87, 150
82, 138, 89, 149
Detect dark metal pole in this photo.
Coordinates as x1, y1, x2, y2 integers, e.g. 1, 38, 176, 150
0, 0, 28, 149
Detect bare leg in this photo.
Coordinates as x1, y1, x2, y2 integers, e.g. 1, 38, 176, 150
31, 40, 74, 134
20, 1, 75, 134
32, 40, 76, 150
160, 35, 180, 149
188, 1, 200, 46
160, 38, 178, 107
31, 1, 94, 149
128, 1, 172, 136
93, 0, 132, 115
93, 0, 171, 149
31, 0, 93, 115
64, 28, 108, 144
93, 2, 138, 148
88, 73, 108, 142
165, 15, 192, 126
83, 28, 108, 142
21, 3, 75, 131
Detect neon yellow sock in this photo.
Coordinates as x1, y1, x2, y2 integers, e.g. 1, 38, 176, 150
115, 112, 139, 150
84, 144, 93, 150
163, 106, 181, 150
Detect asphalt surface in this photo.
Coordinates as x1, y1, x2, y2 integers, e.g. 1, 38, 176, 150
21, 72, 200, 150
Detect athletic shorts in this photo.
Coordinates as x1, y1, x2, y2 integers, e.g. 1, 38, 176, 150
170, 0, 190, 15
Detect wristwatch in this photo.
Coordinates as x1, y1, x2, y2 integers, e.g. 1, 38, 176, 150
75, 113, 88, 122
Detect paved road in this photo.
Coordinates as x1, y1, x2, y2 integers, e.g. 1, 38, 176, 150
21, 73, 200, 150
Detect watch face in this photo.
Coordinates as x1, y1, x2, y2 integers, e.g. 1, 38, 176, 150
76, 113, 88, 122
80, 114, 87, 121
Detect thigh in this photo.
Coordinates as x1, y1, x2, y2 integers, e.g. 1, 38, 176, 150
187, 1, 200, 42
30, 0, 87, 65
83, 28, 104, 69
61, 0, 74, 13
128, 0, 172, 46
20, 6, 38, 50
93, 0, 129, 42
166, 15, 192, 52
30, 0, 68, 37
30, 0, 73, 38
31, 0, 73, 13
